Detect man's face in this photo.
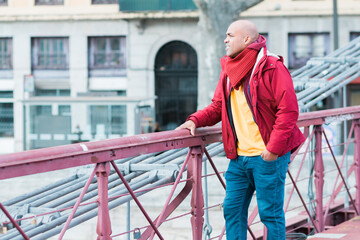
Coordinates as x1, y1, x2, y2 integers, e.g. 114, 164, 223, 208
224, 23, 248, 58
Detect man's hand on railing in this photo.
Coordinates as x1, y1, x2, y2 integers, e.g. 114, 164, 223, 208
175, 120, 196, 136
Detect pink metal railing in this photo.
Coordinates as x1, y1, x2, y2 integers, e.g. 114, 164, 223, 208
1, 106, 360, 239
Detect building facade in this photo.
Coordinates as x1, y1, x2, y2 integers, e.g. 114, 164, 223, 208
0, 0, 360, 153
0, 0, 199, 153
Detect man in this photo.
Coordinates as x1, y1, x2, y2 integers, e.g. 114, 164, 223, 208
176, 20, 305, 240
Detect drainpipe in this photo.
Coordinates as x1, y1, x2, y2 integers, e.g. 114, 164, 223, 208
334, 0, 349, 209
333, 0, 339, 50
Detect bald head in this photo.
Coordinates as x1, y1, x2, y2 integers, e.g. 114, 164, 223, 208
230, 20, 259, 42
224, 20, 259, 58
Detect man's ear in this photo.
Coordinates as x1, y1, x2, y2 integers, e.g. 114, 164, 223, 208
244, 35, 251, 44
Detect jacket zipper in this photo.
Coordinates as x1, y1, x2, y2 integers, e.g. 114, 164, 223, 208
227, 87, 238, 153
244, 76, 258, 125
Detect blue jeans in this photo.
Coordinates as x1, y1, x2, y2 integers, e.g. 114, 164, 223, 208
223, 152, 290, 240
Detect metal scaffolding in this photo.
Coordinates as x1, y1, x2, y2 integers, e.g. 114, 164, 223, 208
293, 36, 360, 111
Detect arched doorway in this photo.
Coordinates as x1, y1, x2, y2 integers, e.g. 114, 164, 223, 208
155, 41, 198, 131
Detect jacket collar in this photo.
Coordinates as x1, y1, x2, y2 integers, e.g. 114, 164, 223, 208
250, 46, 280, 83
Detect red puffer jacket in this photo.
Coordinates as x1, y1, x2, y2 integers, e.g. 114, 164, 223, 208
188, 47, 305, 159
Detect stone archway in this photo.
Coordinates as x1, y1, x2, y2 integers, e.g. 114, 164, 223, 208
155, 41, 198, 131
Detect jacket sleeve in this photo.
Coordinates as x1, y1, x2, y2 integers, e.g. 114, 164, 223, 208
266, 61, 299, 155
187, 74, 224, 127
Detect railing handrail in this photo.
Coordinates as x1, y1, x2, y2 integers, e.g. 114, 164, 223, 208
1, 105, 360, 180
297, 105, 360, 127
0, 126, 222, 180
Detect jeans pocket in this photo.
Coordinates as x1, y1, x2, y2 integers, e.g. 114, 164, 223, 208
257, 155, 279, 175
260, 155, 279, 163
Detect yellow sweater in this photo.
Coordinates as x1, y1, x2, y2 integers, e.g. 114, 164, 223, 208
230, 84, 266, 156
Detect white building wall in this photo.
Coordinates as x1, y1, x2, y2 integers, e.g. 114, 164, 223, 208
0, 15, 199, 153
248, 16, 334, 66
340, 15, 360, 44
2, 20, 130, 152
69, 33, 87, 97
12, 25, 31, 152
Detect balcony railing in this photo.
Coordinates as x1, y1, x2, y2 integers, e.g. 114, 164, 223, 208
33, 54, 68, 70
0, 55, 12, 70
91, 53, 126, 69
119, 0, 197, 12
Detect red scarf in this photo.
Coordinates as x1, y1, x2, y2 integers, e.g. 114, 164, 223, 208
225, 35, 266, 90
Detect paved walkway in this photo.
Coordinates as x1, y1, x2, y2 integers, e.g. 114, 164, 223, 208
308, 216, 360, 239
